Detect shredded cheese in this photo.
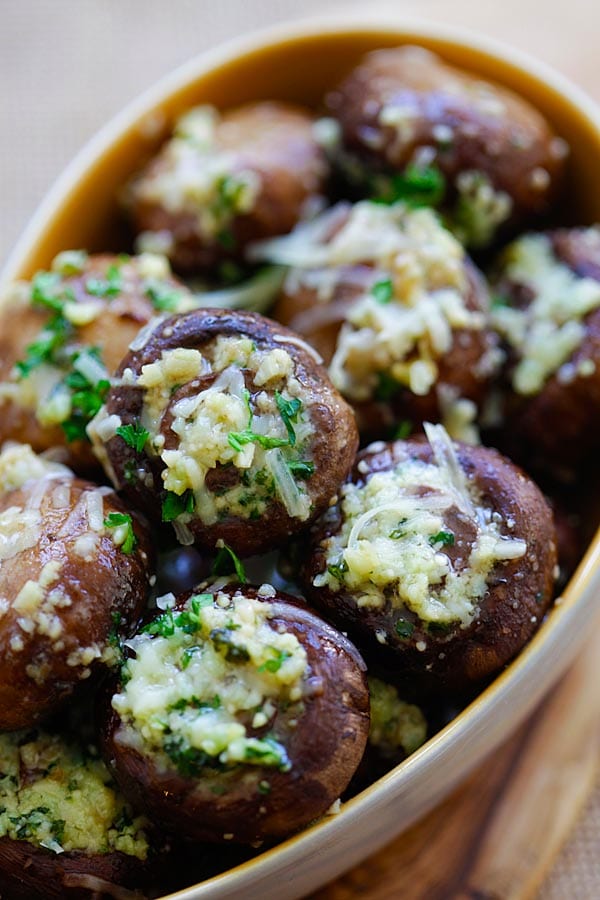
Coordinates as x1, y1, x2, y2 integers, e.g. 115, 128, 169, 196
314, 426, 526, 627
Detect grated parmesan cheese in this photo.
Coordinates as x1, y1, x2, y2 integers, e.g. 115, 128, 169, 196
492, 232, 600, 394
314, 425, 526, 627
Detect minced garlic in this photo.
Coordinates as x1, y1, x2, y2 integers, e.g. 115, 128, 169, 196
491, 232, 600, 394
252, 202, 487, 402
314, 425, 526, 627
119, 333, 314, 526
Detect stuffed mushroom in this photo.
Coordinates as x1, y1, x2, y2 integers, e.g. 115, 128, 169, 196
490, 226, 600, 475
302, 424, 557, 694
90, 308, 358, 556
0, 724, 170, 899
127, 102, 329, 273
0, 443, 153, 730
99, 583, 369, 844
257, 201, 500, 440
0, 251, 196, 474
325, 46, 566, 247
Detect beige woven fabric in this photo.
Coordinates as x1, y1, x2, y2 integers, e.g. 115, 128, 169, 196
1, 2, 599, 897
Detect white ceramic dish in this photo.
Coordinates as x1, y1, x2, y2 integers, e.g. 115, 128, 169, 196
2, 17, 600, 900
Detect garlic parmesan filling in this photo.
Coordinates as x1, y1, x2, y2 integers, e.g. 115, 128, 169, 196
113, 590, 308, 775
368, 676, 427, 757
0, 251, 195, 443
253, 202, 487, 401
314, 425, 526, 627
0, 729, 149, 858
492, 232, 600, 395
452, 170, 513, 249
131, 105, 261, 248
126, 334, 314, 525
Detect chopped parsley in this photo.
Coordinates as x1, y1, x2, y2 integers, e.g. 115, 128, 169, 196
61, 366, 110, 442
103, 512, 137, 554
144, 281, 183, 312
371, 278, 394, 304
327, 558, 348, 582
258, 648, 291, 674
228, 388, 306, 456
389, 518, 408, 540
227, 430, 289, 452
394, 419, 413, 440
373, 164, 446, 208
116, 420, 149, 453
163, 737, 222, 777
274, 392, 302, 446
161, 489, 196, 522
216, 228, 236, 250
395, 619, 415, 640
374, 371, 401, 402
212, 542, 247, 583
176, 594, 213, 634
15, 315, 71, 378
287, 459, 314, 479
85, 263, 122, 298
142, 609, 175, 638
142, 593, 213, 639
108, 611, 123, 650
168, 695, 221, 712
243, 737, 290, 771
429, 530, 455, 548
209, 628, 250, 663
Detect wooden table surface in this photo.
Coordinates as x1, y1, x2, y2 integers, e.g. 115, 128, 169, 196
1, 2, 600, 898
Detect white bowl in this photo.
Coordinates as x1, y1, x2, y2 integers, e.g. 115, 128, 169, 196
2, 17, 600, 900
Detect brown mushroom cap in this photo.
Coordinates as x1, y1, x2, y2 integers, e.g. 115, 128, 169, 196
326, 46, 565, 235
0, 837, 156, 900
129, 102, 329, 273
0, 473, 153, 730
99, 585, 370, 844
302, 437, 557, 695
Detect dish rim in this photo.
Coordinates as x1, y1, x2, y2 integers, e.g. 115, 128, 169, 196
2, 15, 600, 900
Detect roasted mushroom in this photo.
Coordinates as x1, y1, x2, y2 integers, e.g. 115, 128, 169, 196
0, 443, 153, 730
0, 251, 196, 474
127, 102, 329, 273
490, 227, 600, 476
99, 583, 369, 844
302, 424, 557, 694
0, 725, 170, 899
325, 46, 567, 246
257, 201, 500, 440
90, 308, 358, 557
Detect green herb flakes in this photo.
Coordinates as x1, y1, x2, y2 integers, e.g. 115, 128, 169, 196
371, 278, 394, 304
103, 512, 137, 554
116, 421, 149, 453
162, 489, 196, 522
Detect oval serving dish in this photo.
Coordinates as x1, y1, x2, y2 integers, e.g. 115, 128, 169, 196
3, 17, 600, 900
